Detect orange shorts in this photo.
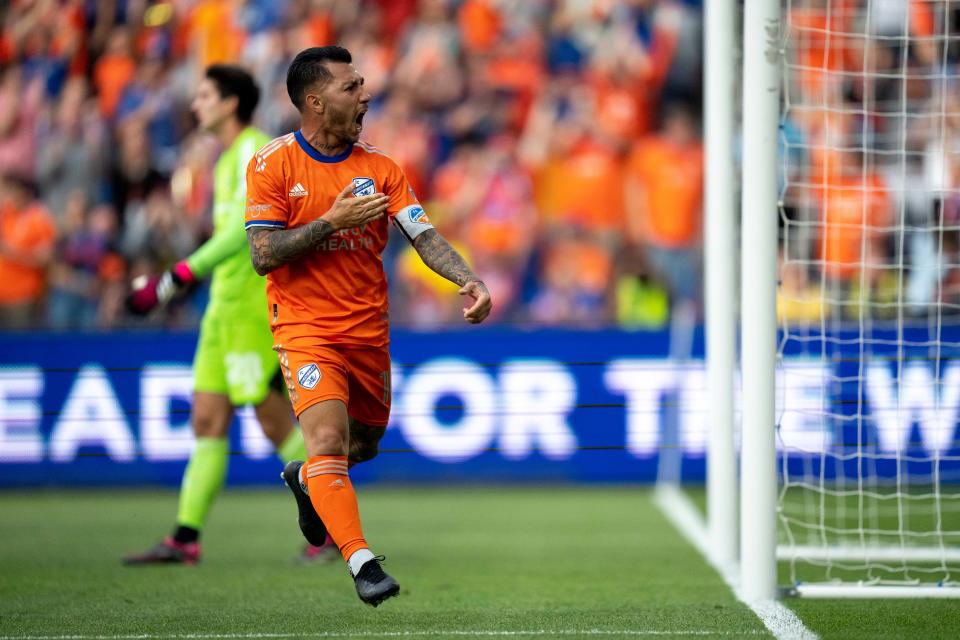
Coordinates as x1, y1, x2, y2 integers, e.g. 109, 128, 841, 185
274, 341, 391, 426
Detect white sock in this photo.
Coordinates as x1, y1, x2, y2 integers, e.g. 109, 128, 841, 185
348, 548, 375, 576
298, 464, 309, 495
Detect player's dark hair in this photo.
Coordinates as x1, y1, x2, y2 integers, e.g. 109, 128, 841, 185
286, 46, 353, 110
205, 65, 260, 124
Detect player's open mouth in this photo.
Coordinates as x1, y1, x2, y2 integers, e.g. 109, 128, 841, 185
355, 110, 366, 131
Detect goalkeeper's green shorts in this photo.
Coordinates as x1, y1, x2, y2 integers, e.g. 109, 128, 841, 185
193, 309, 280, 406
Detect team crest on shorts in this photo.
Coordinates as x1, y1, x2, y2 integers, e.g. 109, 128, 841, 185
351, 177, 376, 197
297, 363, 322, 389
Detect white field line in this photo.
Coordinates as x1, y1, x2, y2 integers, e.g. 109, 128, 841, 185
0, 631, 767, 639
653, 485, 819, 640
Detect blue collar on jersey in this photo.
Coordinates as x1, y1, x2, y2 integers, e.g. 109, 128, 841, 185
294, 130, 354, 163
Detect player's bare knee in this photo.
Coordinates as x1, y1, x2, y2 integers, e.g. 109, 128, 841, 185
348, 421, 385, 465
349, 439, 380, 464
192, 411, 228, 438
191, 393, 233, 438
310, 428, 348, 456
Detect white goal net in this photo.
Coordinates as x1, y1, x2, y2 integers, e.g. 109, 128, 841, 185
777, 0, 960, 595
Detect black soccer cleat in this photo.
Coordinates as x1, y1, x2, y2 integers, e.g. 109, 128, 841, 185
122, 537, 200, 566
281, 460, 328, 546
353, 556, 400, 607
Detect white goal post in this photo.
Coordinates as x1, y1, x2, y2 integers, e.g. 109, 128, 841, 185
708, 0, 960, 599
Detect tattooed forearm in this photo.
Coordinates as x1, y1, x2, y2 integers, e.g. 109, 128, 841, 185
412, 229, 479, 287
247, 220, 334, 275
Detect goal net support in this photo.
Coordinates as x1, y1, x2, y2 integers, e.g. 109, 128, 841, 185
707, 0, 960, 599
774, 0, 960, 598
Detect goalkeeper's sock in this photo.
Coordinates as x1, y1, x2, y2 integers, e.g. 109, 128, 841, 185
172, 525, 200, 544
277, 427, 307, 464
175, 436, 229, 532
304, 455, 369, 562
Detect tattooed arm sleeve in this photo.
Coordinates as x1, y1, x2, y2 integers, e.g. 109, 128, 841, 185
246, 221, 335, 276
411, 228, 482, 287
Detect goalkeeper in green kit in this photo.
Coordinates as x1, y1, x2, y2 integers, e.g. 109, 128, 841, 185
124, 65, 334, 565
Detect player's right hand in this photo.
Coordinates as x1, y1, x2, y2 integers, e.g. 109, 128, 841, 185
125, 261, 195, 316
321, 183, 390, 231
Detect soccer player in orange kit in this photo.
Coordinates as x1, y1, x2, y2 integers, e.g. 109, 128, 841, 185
244, 46, 492, 606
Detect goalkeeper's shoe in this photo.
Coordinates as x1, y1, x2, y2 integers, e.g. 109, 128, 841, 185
281, 460, 328, 546
352, 556, 400, 607
296, 535, 339, 565
122, 537, 200, 566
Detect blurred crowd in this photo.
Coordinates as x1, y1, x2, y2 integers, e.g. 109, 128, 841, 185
0, 0, 704, 331
779, 1, 960, 324
7, 0, 960, 329
4, 0, 957, 333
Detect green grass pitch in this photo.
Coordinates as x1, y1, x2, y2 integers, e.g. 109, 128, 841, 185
0, 487, 958, 639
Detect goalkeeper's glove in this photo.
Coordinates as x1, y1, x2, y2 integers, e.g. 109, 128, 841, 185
126, 261, 196, 315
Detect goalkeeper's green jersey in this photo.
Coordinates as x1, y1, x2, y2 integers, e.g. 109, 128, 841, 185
185, 127, 271, 316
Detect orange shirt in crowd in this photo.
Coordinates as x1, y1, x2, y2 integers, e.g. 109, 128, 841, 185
188, 0, 245, 67
805, 111, 853, 189
92, 53, 135, 118
50, 1, 87, 77
304, 10, 334, 48
245, 133, 423, 347
535, 139, 625, 234
0, 202, 56, 305
458, 0, 502, 53
821, 173, 890, 281
482, 33, 544, 130
592, 79, 652, 142
788, 2, 857, 102
543, 237, 612, 296
466, 174, 535, 261
625, 135, 704, 249
912, 1, 935, 36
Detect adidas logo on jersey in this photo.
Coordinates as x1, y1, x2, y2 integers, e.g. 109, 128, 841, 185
289, 183, 308, 197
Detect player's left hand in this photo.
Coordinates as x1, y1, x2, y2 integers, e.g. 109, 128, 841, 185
460, 280, 492, 324
126, 261, 196, 315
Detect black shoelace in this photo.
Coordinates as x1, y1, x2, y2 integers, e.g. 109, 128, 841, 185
358, 555, 388, 580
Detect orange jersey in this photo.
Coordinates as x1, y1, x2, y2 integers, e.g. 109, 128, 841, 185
245, 132, 427, 347
820, 173, 890, 281
626, 135, 704, 249
0, 202, 56, 304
